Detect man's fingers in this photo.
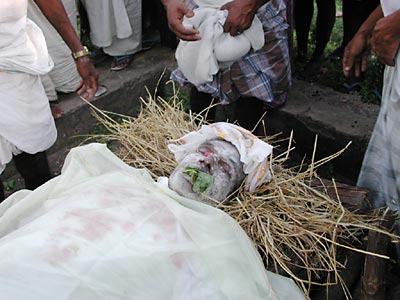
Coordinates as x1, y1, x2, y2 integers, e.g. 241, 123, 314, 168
184, 10, 194, 18
76, 79, 96, 100
171, 22, 200, 41
361, 53, 369, 72
378, 55, 395, 67
90, 76, 98, 95
230, 26, 237, 36
343, 48, 354, 77
176, 31, 201, 41
76, 83, 87, 97
85, 79, 97, 99
223, 22, 230, 33
355, 60, 361, 77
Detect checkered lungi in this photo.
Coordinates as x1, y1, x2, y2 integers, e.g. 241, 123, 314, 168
171, 0, 291, 109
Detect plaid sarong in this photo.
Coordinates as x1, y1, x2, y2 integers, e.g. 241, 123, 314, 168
171, 0, 291, 109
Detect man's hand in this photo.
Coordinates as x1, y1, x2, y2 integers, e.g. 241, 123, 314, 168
162, 0, 200, 41
342, 5, 385, 77
220, 0, 263, 36
342, 33, 370, 77
75, 56, 99, 100
369, 10, 400, 66
34, 0, 99, 98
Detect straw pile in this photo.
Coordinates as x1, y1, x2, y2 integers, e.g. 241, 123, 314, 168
86, 88, 397, 298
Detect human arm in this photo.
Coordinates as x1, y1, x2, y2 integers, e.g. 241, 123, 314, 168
343, 5, 384, 77
221, 0, 268, 36
369, 9, 400, 66
160, 0, 201, 41
34, 0, 98, 99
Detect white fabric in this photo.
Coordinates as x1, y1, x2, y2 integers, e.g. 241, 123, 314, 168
357, 1, 400, 212
0, 143, 304, 300
381, 0, 399, 17
0, 71, 57, 173
0, 136, 21, 175
0, 0, 53, 75
168, 122, 273, 192
380, 1, 400, 106
80, 0, 142, 56
175, 0, 265, 85
27, 0, 81, 101
0, 0, 56, 174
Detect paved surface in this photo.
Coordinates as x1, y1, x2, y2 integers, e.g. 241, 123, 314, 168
1, 46, 380, 196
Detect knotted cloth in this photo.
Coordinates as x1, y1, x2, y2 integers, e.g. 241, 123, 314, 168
175, 0, 265, 85
168, 122, 273, 192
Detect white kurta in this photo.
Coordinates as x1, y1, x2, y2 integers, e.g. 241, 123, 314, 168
80, 0, 142, 56
0, 143, 305, 300
27, 0, 81, 101
357, 2, 400, 214
0, 0, 56, 174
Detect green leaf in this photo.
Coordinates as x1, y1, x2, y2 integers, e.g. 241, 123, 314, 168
3, 180, 14, 191
183, 167, 214, 195
183, 166, 199, 182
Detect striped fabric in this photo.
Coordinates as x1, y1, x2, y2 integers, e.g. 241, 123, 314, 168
171, 0, 291, 109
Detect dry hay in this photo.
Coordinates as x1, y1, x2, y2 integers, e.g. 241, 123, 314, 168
83, 88, 398, 298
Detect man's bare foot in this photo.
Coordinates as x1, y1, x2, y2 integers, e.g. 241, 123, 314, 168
50, 104, 64, 119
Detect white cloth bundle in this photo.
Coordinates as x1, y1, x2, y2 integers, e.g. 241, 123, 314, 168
168, 122, 273, 192
175, 0, 265, 85
0, 143, 304, 300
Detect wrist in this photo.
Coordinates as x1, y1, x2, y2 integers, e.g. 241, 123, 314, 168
75, 55, 90, 63
356, 29, 371, 41
72, 46, 89, 60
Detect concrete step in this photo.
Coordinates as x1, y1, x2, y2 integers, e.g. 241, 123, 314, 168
268, 79, 379, 184
1, 46, 380, 196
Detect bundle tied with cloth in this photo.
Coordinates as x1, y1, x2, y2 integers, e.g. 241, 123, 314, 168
168, 122, 273, 203
175, 0, 265, 85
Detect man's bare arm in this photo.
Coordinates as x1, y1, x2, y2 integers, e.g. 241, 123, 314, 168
34, 0, 98, 99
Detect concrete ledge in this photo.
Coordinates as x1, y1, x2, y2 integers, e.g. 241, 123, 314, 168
267, 79, 379, 183
52, 46, 176, 154
1, 46, 380, 191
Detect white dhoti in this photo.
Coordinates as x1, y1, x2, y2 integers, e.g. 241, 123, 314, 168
27, 0, 81, 101
80, 0, 142, 56
357, 1, 400, 221
0, 143, 305, 300
0, 0, 56, 174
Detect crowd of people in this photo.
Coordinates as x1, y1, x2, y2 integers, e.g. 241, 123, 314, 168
0, 0, 399, 296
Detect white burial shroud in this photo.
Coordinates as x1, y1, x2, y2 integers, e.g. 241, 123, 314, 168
0, 143, 304, 300
175, 0, 265, 85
